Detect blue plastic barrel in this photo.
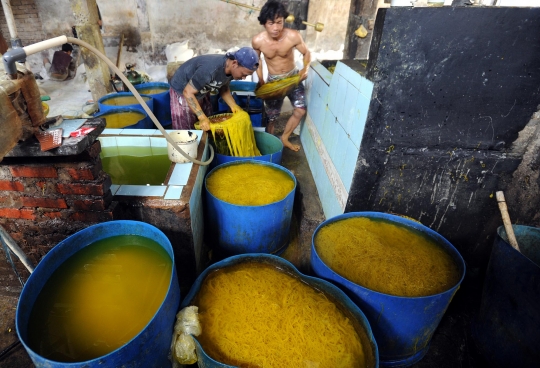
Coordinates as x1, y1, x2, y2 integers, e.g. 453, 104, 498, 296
179, 253, 379, 368
98, 92, 154, 127
205, 161, 296, 256
224, 95, 263, 111
311, 212, 466, 367
472, 225, 540, 368
94, 107, 151, 129
134, 82, 171, 127
218, 95, 263, 126
229, 80, 257, 92
249, 112, 263, 127
16, 220, 180, 368
212, 131, 283, 167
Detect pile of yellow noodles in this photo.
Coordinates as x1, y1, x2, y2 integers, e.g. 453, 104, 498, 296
206, 163, 294, 206
315, 217, 461, 297
208, 111, 260, 157
193, 262, 366, 368
255, 75, 301, 100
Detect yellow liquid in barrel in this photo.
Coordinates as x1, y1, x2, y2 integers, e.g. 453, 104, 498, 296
137, 87, 169, 95
102, 111, 146, 129
194, 262, 366, 368
27, 235, 172, 362
315, 217, 461, 297
206, 163, 294, 206
102, 96, 150, 106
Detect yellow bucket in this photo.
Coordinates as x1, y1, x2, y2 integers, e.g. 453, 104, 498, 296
42, 102, 49, 117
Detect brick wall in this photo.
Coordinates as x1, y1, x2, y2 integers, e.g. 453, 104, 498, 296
0, 141, 113, 294
0, 0, 44, 46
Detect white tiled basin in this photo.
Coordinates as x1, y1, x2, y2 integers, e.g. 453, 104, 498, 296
99, 128, 205, 199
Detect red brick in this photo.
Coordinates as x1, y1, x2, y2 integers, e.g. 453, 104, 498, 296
0, 208, 35, 220
21, 197, 68, 209
9, 232, 25, 243
0, 181, 24, 191
70, 211, 113, 223
44, 211, 63, 219
10, 166, 57, 178
56, 183, 107, 196
72, 199, 108, 211
66, 167, 97, 181
86, 141, 102, 159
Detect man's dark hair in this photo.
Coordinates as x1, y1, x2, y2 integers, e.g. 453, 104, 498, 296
258, 0, 289, 25
62, 43, 73, 53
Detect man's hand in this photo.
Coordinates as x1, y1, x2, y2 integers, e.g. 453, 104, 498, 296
299, 68, 308, 81
199, 116, 211, 131
230, 103, 243, 114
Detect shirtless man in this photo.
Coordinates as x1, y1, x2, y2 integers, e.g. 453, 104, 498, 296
252, 0, 311, 151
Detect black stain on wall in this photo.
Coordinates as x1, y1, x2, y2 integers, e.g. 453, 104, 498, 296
346, 7, 540, 268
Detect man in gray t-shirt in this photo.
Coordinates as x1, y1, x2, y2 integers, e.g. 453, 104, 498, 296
169, 47, 259, 131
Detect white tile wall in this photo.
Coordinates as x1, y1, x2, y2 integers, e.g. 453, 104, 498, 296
302, 61, 374, 218
98, 129, 204, 199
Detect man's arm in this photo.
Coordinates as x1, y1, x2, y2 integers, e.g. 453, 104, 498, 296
219, 85, 242, 113
294, 32, 311, 81
183, 82, 211, 131
252, 36, 265, 86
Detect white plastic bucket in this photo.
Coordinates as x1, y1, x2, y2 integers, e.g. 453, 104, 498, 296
167, 131, 198, 163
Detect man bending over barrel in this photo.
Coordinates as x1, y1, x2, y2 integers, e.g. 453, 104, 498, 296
252, 0, 311, 151
170, 47, 259, 131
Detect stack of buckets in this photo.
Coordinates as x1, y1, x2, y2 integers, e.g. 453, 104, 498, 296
96, 82, 171, 129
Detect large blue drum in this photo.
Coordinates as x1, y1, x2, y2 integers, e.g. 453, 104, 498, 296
472, 225, 540, 368
212, 131, 283, 168
311, 212, 466, 367
134, 82, 171, 127
16, 220, 180, 368
94, 107, 151, 129
98, 92, 154, 127
180, 254, 379, 368
205, 161, 296, 256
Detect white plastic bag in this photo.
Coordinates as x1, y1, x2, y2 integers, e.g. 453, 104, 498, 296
170, 306, 202, 367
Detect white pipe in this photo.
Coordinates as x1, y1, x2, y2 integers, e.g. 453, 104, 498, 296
0, 225, 34, 273
1, 0, 18, 39
23, 36, 68, 57
6, 35, 214, 164
64, 37, 214, 166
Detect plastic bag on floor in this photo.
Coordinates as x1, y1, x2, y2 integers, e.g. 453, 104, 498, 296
170, 306, 201, 367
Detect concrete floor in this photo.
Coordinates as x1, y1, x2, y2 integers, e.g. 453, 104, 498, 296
0, 96, 491, 367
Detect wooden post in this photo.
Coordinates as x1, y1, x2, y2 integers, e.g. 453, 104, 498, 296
71, 0, 112, 102
495, 191, 521, 252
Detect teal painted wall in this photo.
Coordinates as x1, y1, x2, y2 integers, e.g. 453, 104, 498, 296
301, 61, 373, 219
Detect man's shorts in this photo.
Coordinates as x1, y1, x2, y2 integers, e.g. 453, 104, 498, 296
264, 69, 306, 122
170, 88, 212, 130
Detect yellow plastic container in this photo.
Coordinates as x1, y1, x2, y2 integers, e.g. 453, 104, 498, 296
42, 102, 49, 117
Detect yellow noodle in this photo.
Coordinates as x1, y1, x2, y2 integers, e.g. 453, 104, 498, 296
208, 111, 261, 157
314, 217, 461, 297
206, 163, 294, 206
255, 76, 301, 100
193, 262, 366, 368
